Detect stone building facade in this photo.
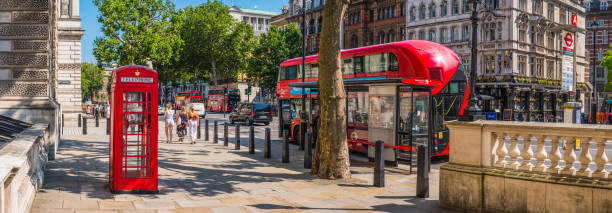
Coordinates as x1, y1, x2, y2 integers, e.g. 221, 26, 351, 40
0, 0, 82, 147
343, 0, 406, 49
406, 0, 588, 122
56, 0, 83, 116
229, 6, 281, 36
287, 0, 325, 54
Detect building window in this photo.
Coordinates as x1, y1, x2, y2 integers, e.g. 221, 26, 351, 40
548, 31, 555, 49
400, 29, 405, 40
533, 0, 543, 15
547, 60, 554, 79
378, 8, 382, 20
409, 32, 415, 40
463, 25, 470, 41
440, 28, 447, 43
602, 1, 608, 11
410, 6, 416, 21
419, 4, 426, 20
463, 0, 470, 13
392, 5, 396, 17
428, 29, 436, 42
560, 8, 566, 25
537, 30, 543, 46
518, 55, 527, 76
536, 58, 544, 78
451, 26, 457, 42
530, 25, 535, 44
351, 35, 358, 48
585, 2, 590, 12
441, 1, 448, 16
484, 55, 495, 74
418, 31, 425, 40
310, 38, 316, 52
388, 30, 395, 42
519, 0, 526, 11
378, 31, 386, 44
242, 17, 248, 22
604, 30, 609, 43
429, 3, 436, 18
370, 9, 375, 22
548, 3, 554, 20
369, 32, 374, 44
452, 0, 459, 15
599, 48, 603, 61
485, 0, 499, 10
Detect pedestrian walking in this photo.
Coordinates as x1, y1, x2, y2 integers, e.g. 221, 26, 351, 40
164, 104, 175, 143
188, 106, 200, 144
106, 105, 111, 118
176, 107, 188, 143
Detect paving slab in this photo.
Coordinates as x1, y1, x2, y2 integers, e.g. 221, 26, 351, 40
30, 115, 460, 212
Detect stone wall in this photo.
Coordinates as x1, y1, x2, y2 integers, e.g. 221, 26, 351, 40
0, 123, 51, 213
56, 0, 83, 117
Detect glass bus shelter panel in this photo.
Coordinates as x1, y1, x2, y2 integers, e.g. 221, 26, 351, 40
122, 92, 152, 178
398, 90, 430, 170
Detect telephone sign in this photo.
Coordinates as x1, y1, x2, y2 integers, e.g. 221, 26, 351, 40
571, 14, 578, 26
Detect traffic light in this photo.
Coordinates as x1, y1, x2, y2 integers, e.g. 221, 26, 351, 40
247, 85, 252, 96
224, 88, 228, 96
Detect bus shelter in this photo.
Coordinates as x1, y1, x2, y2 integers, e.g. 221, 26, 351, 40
288, 78, 435, 171
109, 65, 159, 193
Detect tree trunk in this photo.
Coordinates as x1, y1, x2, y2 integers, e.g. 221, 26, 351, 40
311, 0, 351, 179
210, 48, 218, 87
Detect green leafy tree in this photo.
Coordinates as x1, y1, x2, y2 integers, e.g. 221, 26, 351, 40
603, 49, 612, 91
177, 0, 253, 87
81, 63, 105, 102
248, 24, 302, 93
93, 0, 181, 67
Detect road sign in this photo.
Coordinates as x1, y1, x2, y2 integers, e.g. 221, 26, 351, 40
571, 14, 578, 26
561, 30, 574, 92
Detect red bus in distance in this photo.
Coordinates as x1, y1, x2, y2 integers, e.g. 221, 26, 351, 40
277, 40, 469, 157
207, 88, 240, 112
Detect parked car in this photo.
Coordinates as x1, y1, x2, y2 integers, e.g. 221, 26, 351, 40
229, 103, 273, 125
189, 102, 206, 117
158, 105, 166, 115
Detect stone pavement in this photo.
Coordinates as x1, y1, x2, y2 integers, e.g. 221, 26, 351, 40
32, 118, 460, 213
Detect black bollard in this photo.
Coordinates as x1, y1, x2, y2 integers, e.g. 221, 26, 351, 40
213, 121, 218, 144
223, 122, 228, 146
106, 118, 110, 135
304, 131, 312, 169
299, 122, 306, 151
282, 130, 289, 163
249, 125, 255, 154
82, 117, 88, 135
205, 119, 209, 141
61, 114, 64, 135
417, 145, 429, 198
264, 128, 271, 158
235, 124, 241, 150
95, 115, 99, 127
78, 113, 81, 127
374, 140, 384, 187
197, 119, 201, 139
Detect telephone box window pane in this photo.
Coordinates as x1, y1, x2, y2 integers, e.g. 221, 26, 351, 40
121, 91, 152, 178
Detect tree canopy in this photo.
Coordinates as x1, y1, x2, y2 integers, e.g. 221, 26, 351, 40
248, 24, 302, 94
601, 49, 612, 91
93, 0, 181, 66
81, 63, 105, 102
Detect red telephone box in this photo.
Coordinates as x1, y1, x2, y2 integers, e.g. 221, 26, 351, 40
109, 65, 158, 193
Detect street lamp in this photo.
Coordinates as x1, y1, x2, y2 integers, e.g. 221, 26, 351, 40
590, 21, 599, 123
460, 0, 485, 121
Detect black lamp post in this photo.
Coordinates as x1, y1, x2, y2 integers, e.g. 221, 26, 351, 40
460, 0, 485, 121
590, 21, 598, 123
300, 0, 307, 148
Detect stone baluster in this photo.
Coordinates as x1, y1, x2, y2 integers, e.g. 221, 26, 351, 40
576, 138, 593, 177
593, 138, 609, 179
533, 135, 548, 172
561, 137, 577, 176
519, 135, 534, 171
508, 134, 521, 169
549, 136, 562, 174
495, 133, 509, 168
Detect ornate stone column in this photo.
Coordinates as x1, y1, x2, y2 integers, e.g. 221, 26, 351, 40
56, 0, 83, 118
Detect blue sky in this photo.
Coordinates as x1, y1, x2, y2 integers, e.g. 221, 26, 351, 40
81, 0, 286, 63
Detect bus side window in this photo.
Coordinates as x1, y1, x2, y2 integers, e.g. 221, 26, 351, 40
367, 54, 387, 73
449, 82, 459, 94
342, 58, 353, 75
353, 56, 364, 74
388, 53, 399, 71
287, 65, 298, 80
311, 63, 318, 77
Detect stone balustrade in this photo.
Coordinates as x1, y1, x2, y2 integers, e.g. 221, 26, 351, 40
440, 120, 612, 213
0, 123, 50, 213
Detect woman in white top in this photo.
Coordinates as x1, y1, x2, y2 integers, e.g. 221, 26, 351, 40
164, 104, 175, 143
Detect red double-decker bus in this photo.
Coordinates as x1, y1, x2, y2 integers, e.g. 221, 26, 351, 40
207, 88, 240, 112
174, 91, 203, 109
277, 40, 469, 157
